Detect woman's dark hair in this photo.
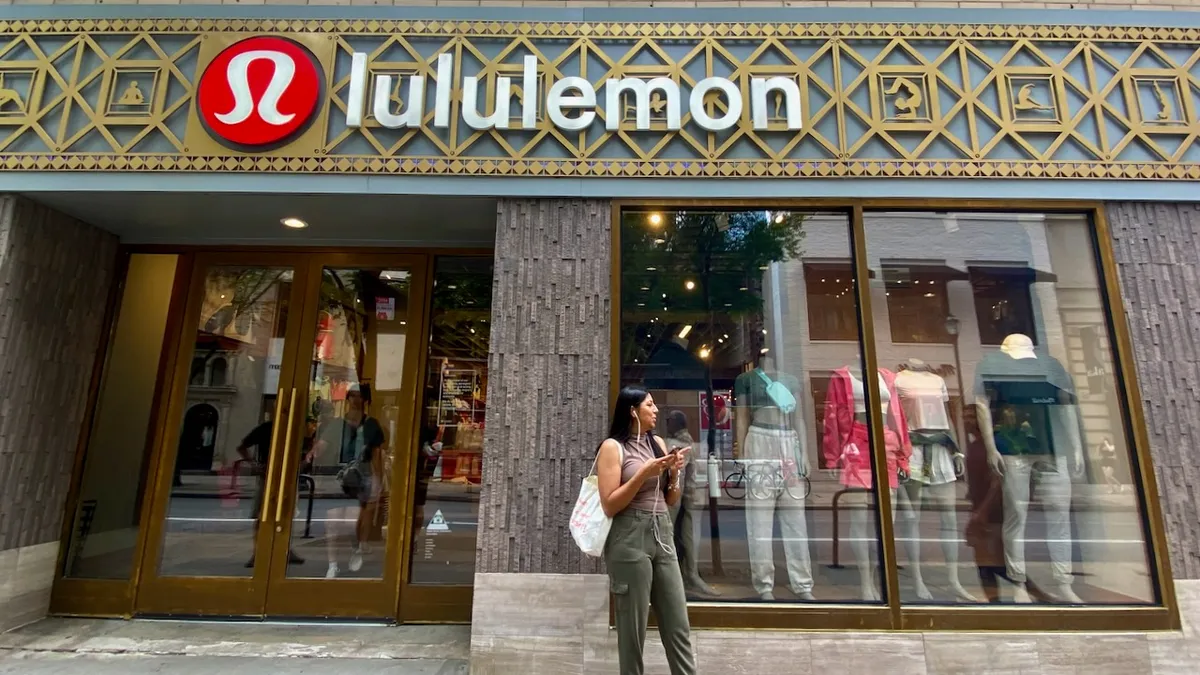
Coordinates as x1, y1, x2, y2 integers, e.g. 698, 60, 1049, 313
607, 385, 652, 444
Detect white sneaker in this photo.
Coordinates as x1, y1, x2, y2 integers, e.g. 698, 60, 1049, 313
325, 562, 339, 579
1013, 583, 1032, 604
349, 547, 363, 572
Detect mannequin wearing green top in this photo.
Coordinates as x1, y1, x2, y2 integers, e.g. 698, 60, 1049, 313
733, 353, 815, 602
974, 334, 1084, 604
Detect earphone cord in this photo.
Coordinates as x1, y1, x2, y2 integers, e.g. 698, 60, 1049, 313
637, 416, 676, 557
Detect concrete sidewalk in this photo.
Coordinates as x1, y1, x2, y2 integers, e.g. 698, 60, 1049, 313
0, 651, 466, 674
0, 618, 468, 674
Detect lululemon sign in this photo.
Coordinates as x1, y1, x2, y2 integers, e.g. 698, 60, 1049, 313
196, 37, 323, 149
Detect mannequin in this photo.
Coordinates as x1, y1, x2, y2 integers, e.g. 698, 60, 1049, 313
822, 364, 912, 601
974, 333, 1084, 604
895, 359, 977, 602
733, 353, 814, 602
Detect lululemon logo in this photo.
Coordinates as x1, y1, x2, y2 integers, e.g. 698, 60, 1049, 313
197, 37, 322, 149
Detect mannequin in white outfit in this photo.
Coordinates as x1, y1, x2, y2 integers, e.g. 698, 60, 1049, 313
975, 334, 1084, 604
895, 359, 978, 602
733, 354, 815, 602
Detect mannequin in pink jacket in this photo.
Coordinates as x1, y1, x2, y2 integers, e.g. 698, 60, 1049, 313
821, 365, 912, 600
822, 366, 913, 487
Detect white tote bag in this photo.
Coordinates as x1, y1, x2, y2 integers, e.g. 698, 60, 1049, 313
569, 442, 623, 557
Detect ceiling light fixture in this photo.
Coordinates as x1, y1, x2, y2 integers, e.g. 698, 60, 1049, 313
649, 213, 663, 226
679, 325, 693, 339
281, 217, 308, 229
685, 280, 696, 291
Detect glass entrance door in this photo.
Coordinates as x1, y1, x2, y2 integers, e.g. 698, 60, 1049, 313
134, 253, 427, 619
262, 253, 426, 617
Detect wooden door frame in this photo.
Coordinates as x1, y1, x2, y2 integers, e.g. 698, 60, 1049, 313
53, 245, 492, 623
133, 251, 315, 617
261, 252, 430, 619
396, 252, 491, 624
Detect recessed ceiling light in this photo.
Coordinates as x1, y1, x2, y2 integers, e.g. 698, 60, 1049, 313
281, 217, 308, 229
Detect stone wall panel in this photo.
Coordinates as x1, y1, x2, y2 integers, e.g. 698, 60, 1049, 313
1107, 201, 1200, 580
477, 198, 612, 575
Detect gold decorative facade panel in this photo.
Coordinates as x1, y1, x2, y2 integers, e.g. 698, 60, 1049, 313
0, 19, 1196, 178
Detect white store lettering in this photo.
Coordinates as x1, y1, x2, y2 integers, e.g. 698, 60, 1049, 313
344, 54, 802, 132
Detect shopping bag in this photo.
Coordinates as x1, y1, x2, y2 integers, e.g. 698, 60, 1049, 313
569, 442, 623, 557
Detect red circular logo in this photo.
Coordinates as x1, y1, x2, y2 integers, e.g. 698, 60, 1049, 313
196, 37, 322, 149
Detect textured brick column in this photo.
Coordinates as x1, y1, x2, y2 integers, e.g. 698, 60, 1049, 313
471, 198, 612, 675
1107, 201, 1200, 581
476, 197, 612, 576
0, 195, 119, 631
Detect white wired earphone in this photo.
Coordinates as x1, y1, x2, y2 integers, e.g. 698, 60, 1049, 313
633, 410, 677, 556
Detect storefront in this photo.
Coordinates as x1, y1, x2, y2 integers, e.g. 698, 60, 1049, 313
0, 4, 1197, 672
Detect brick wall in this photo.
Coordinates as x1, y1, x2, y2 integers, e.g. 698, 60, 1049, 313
1108, 202, 1200, 581
0, 195, 118, 554
476, 198, 611, 575
1, 1, 1197, 13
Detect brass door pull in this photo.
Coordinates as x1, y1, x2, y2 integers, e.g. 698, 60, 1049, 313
259, 391, 289, 524
274, 388, 299, 531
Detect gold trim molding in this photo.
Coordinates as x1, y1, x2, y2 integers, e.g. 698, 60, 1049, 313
3, 20, 1199, 42
0, 19, 1198, 179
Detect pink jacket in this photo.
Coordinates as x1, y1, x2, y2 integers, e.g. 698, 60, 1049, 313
822, 367, 913, 489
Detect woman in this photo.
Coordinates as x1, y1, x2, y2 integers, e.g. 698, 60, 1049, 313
597, 386, 697, 675
321, 383, 387, 578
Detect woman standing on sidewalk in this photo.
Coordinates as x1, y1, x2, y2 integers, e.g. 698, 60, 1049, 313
596, 386, 697, 675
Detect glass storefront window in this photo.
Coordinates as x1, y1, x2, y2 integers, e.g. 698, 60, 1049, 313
408, 257, 491, 585
619, 206, 1160, 613
620, 209, 887, 604
863, 211, 1156, 605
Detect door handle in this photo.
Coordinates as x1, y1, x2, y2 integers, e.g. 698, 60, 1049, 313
259, 391, 289, 524
274, 388, 300, 530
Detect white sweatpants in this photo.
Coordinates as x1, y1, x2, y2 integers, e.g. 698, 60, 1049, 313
743, 426, 813, 595
1001, 454, 1073, 585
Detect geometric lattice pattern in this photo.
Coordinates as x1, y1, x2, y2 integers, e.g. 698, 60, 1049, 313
1, 19, 1199, 179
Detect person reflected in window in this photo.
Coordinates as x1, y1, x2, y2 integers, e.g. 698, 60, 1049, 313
318, 383, 386, 579
597, 386, 696, 675
413, 424, 444, 537
237, 410, 313, 568
664, 410, 718, 597
1098, 437, 1122, 494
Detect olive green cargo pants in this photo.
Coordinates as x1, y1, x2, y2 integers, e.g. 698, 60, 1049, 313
604, 509, 697, 675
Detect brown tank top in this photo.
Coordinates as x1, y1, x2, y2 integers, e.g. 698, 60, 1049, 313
620, 434, 667, 513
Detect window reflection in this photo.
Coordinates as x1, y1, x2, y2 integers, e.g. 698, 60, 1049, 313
621, 209, 885, 604
864, 211, 1155, 605
620, 207, 1157, 609
408, 257, 491, 585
